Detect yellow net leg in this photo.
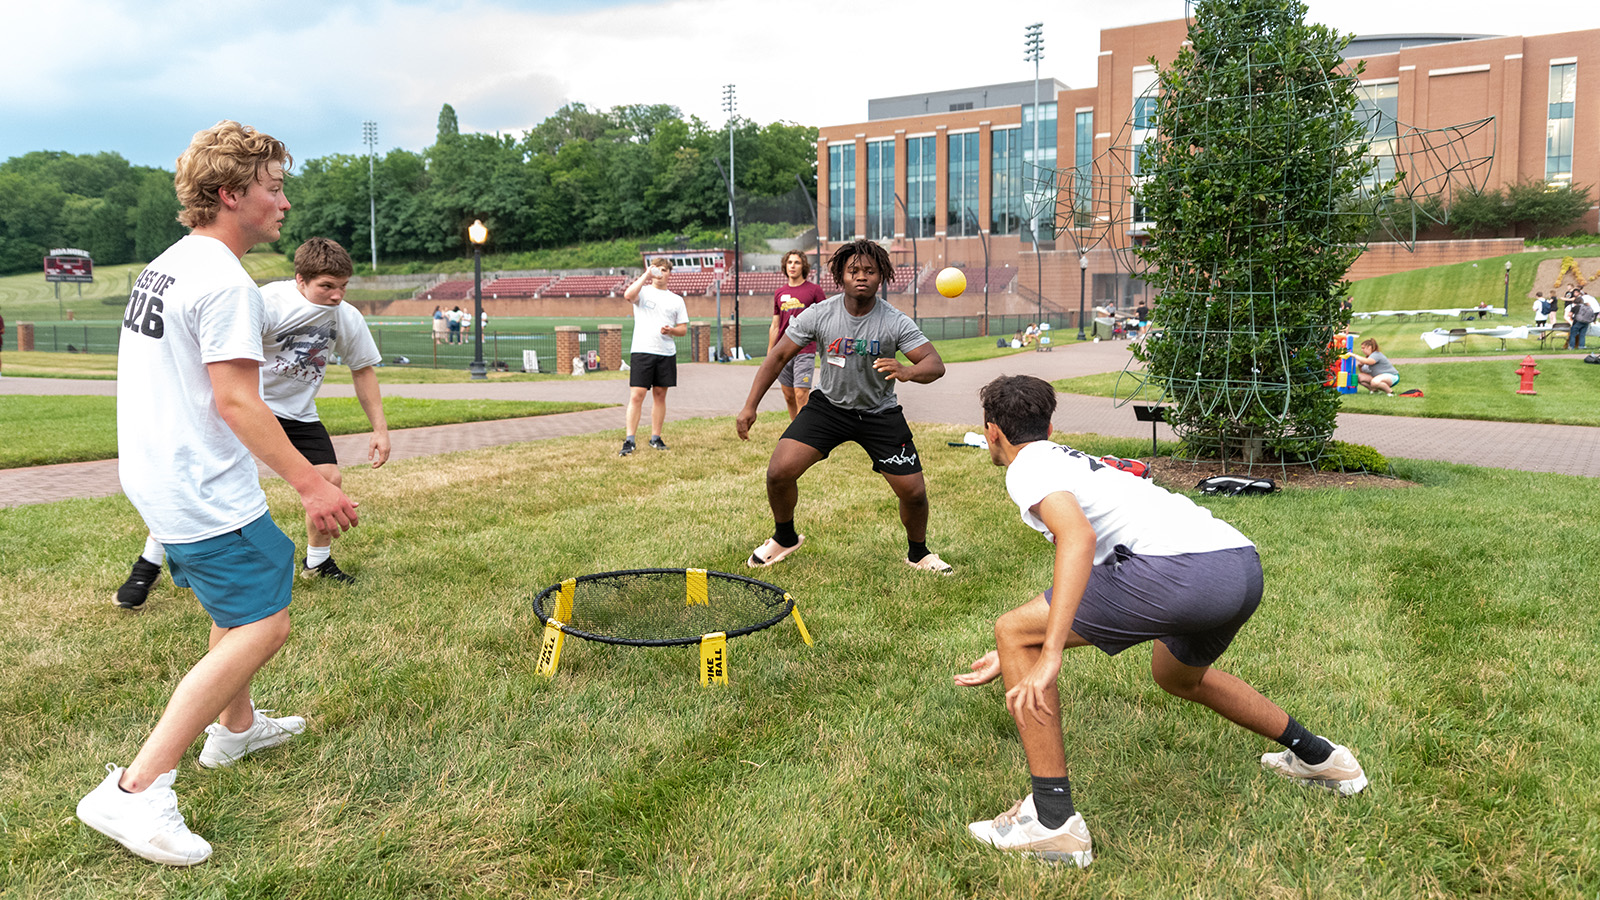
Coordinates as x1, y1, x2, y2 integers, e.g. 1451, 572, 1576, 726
789, 597, 814, 646
554, 578, 575, 622
699, 632, 728, 686
686, 568, 708, 606
536, 622, 566, 678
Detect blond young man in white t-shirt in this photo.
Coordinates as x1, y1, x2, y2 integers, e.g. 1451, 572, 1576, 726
77, 122, 358, 867
953, 375, 1367, 866
618, 257, 688, 456
115, 238, 389, 599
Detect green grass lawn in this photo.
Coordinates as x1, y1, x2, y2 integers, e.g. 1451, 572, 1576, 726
1054, 357, 1600, 427
0, 417, 1594, 898
0, 396, 607, 469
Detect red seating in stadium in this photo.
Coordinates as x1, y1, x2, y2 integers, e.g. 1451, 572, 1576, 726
481, 276, 557, 297
543, 274, 629, 297
420, 280, 474, 302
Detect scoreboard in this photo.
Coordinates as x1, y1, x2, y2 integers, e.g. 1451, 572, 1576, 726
44, 249, 94, 283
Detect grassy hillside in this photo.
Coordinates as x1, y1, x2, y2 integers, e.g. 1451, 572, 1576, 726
1348, 247, 1594, 312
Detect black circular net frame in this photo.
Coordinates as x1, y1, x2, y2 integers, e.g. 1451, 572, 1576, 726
532, 568, 795, 647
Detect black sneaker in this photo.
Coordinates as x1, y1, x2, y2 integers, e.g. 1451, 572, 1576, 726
300, 557, 355, 583
619, 437, 636, 457
114, 557, 162, 609
648, 436, 669, 450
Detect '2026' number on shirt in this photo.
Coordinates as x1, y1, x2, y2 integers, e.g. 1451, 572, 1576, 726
122, 290, 164, 338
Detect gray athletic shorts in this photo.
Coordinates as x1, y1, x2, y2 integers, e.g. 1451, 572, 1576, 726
1045, 545, 1262, 667
777, 352, 815, 390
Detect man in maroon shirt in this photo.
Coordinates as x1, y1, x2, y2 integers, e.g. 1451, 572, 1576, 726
766, 250, 827, 418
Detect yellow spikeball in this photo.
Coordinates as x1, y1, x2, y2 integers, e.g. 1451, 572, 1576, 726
935, 267, 966, 298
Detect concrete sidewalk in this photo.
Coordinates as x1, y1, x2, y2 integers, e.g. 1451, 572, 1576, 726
3, 339, 1595, 508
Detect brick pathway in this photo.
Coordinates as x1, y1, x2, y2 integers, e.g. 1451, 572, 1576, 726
2, 340, 1594, 509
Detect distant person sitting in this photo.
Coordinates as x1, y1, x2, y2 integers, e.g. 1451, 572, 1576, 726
1022, 323, 1039, 346
1351, 338, 1399, 395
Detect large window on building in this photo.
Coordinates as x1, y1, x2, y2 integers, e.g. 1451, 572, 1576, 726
1073, 110, 1093, 227
864, 140, 895, 240
906, 135, 936, 239
828, 142, 856, 241
946, 132, 980, 236
1355, 81, 1399, 195
1022, 101, 1058, 241
1130, 68, 1157, 229
1548, 63, 1576, 186
991, 127, 1023, 235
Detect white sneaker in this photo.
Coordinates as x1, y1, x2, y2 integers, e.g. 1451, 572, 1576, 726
1261, 739, 1368, 796
198, 708, 307, 769
967, 794, 1093, 866
76, 765, 212, 866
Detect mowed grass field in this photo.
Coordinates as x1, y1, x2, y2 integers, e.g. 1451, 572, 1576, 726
1, 417, 1595, 899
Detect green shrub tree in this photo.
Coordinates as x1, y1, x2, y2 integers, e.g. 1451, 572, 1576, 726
1133, 0, 1382, 463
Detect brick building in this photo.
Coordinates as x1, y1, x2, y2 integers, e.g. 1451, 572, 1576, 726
815, 17, 1599, 313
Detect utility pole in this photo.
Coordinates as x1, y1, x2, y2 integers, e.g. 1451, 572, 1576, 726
363, 120, 378, 272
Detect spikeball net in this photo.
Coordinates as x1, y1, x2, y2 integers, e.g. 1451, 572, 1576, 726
532, 568, 812, 685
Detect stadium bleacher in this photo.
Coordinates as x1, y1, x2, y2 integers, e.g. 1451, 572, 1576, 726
420, 280, 474, 302
481, 276, 557, 298
543, 274, 629, 297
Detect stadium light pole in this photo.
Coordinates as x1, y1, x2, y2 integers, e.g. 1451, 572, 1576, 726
723, 84, 742, 351
1025, 23, 1046, 327
363, 121, 378, 273
468, 219, 488, 381
797, 172, 821, 285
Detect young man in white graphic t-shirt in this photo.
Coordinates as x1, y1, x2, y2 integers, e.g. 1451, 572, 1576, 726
618, 257, 689, 456
77, 122, 358, 867
953, 375, 1367, 866
114, 237, 388, 601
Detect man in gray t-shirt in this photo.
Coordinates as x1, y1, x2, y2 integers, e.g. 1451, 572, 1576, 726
736, 239, 954, 574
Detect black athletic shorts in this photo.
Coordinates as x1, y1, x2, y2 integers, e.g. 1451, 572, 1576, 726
276, 416, 339, 466
779, 391, 922, 476
629, 351, 678, 388
1046, 545, 1263, 668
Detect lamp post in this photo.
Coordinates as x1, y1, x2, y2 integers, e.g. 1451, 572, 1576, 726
894, 192, 918, 322
1025, 23, 1046, 328
363, 120, 378, 273
1503, 260, 1512, 318
1078, 253, 1089, 340
967, 206, 990, 336
468, 219, 488, 381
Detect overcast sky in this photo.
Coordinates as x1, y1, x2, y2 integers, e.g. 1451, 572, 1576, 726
2, 0, 1591, 170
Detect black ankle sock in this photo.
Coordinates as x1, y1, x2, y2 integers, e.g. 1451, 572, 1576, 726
907, 540, 930, 563
773, 520, 799, 547
1030, 775, 1075, 829
1277, 716, 1333, 765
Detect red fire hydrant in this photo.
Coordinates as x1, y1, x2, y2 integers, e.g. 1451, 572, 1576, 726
1516, 355, 1540, 395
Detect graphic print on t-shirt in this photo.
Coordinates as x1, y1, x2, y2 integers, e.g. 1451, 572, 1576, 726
267, 321, 338, 386
122, 267, 178, 340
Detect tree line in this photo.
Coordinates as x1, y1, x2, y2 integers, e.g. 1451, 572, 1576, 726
0, 151, 186, 275
0, 103, 818, 276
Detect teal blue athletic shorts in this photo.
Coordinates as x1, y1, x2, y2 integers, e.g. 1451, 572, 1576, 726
165, 513, 294, 628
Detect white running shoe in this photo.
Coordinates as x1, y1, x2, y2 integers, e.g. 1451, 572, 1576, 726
76, 765, 212, 866
967, 794, 1093, 866
1261, 740, 1368, 796
198, 708, 307, 769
